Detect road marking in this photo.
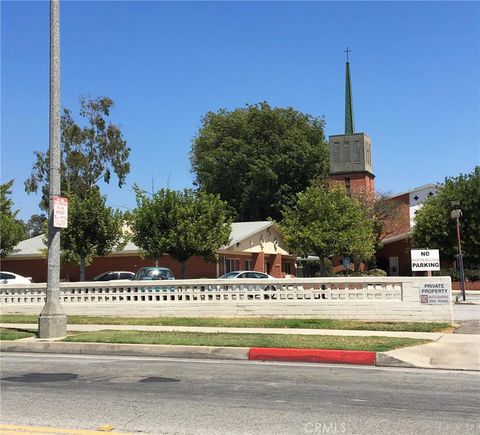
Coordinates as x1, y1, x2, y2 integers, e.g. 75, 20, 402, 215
0, 425, 131, 435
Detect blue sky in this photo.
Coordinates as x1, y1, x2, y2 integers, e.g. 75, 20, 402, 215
2, 1, 479, 221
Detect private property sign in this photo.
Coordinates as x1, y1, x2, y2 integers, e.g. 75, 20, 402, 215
53, 196, 68, 228
411, 249, 440, 271
419, 282, 450, 304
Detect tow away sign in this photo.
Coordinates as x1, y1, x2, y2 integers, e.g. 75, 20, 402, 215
419, 282, 449, 304
53, 196, 68, 228
411, 249, 440, 271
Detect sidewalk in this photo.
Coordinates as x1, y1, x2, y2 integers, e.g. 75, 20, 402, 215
1, 323, 478, 371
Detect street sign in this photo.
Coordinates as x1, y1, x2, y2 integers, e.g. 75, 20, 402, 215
411, 249, 440, 271
53, 196, 68, 228
419, 282, 450, 304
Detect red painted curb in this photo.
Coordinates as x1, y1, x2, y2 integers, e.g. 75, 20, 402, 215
249, 348, 376, 365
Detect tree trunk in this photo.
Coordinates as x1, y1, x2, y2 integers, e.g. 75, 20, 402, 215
79, 257, 86, 281
317, 254, 326, 277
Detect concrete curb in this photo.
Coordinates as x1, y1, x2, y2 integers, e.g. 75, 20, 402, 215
0, 341, 250, 360
1, 340, 390, 367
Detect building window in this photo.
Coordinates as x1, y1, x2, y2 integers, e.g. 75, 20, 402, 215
389, 257, 399, 276
344, 143, 351, 163
283, 262, 291, 275
245, 259, 253, 270
334, 144, 340, 163
354, 142, 361, 163
345, 177, 351, 196
225, 258, 239, 273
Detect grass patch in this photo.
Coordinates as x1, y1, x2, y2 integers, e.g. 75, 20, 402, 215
0, 328, 35, 341
63, 330, 429, 352
0, 314, 450, 333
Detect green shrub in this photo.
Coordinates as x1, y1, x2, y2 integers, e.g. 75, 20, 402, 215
367, 268, 387, 276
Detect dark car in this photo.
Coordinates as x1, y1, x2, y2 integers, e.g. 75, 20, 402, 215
133, 267, 175, 280
92, 271, 134, 281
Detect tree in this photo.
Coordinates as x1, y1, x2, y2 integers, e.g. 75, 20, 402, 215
131, 188, 232, 278
26, 214, 47, 238
279, 186, 375, 276
25, 96, 130, 209
190, 102, 329, 221
411, 167, 480, 265
61, 189, 127, 280
356, 192, 407, 251
0, 180, 28, 258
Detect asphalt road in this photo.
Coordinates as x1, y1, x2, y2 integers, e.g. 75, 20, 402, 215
1, 353, 479, 435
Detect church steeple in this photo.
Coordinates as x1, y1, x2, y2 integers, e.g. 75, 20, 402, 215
344, 47, 354, 135
328, 47, 375, 197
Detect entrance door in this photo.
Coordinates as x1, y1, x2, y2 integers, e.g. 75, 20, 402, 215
389, 256, 399, 276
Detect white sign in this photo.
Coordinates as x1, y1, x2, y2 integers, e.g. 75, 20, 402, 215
419, 282, 450, 305
53, 196, 68, 228
411, 249, 440, 271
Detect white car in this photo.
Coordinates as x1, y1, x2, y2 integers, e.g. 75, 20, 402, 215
0, 271, 33, 284
219, 271, 277, 294
219, 271, 276, 280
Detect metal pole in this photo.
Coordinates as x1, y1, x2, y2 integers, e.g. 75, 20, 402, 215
456, 217, 466, 302
38, 0, 67, 338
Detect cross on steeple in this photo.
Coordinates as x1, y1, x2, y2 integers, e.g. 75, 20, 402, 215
344, 47, 351, 62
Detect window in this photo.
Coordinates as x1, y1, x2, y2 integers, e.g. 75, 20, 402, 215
389, 257, 399, 276
0, 273, 14, 280
283, 262, 292, 275
354, 142, 361, 163
225, 258, 237, 273
344, 143, 351, 163
333, 143, 340, 163
245, 259, 253, 270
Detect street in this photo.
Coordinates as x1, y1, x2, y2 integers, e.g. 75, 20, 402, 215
1, 353, 479, 435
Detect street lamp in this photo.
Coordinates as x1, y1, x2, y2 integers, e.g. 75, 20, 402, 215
450, 207, 466, 302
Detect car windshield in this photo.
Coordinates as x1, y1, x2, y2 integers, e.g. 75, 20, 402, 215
143, 269, 168, 279
220, 272, 240, 279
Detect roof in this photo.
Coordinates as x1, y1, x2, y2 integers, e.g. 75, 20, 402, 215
6, 221, 274, 259
9, 234, 46, 258
388, 183, 438, 200
224, 221, 273, 248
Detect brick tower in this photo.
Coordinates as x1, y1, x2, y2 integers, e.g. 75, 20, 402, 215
329, 49, 375, 196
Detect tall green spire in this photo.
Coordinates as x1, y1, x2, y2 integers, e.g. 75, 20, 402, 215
344, 48, 354, 134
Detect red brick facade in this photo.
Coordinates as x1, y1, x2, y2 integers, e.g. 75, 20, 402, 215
1, 251, 297, 283
329, 172, 375, 197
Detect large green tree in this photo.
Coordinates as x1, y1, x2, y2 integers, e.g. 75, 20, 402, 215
190, 102, 329, 221
26, 214, 47, 238
280, 186, 375, 276
411, 167, 480, 265
62, 189, 127, 280
0, 180, 28, 258
25, 96, 130, 209
131, 188, 232, 278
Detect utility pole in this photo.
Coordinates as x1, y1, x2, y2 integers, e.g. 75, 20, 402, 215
38, 0, 67, 338
451, 207, 466, 302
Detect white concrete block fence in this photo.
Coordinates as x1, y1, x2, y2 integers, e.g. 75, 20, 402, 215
0, 277, 453, 323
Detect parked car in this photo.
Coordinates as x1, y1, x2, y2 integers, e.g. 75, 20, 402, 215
133, 267, 175, 280
219, 270, 277, 293
92, 271, 134, 281
0, 271, 33, 284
